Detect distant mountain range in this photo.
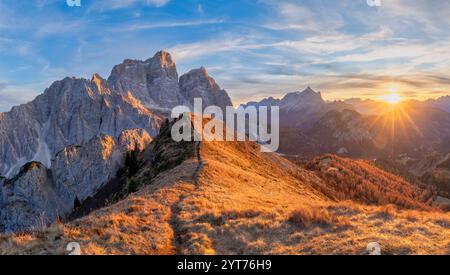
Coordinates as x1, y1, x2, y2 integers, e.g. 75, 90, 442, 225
243, 87, 450, 158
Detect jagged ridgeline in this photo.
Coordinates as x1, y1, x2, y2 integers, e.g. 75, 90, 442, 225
0, 51, 233, 232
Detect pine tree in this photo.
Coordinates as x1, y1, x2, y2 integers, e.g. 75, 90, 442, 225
74, 196, 81, 210
125, 142, 139, 178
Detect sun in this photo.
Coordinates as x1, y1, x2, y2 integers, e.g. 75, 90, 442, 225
382, 93, 402, 105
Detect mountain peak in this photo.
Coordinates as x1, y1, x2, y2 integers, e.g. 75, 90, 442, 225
283, 87, 323, 102
302, 86, 318, 95
91, 73, 103, 80
107, 51, 181, 109
179, 66, 233, 110
91, 73, 104, 83
279, 87, 324, 113
148, 50, 176, 68
185, 66, 209, 77
300, 87, 323, 101
91, 73, 109, 94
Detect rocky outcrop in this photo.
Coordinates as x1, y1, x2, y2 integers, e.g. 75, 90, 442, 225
51, 135, 122, 215
0, 162, 61, 232
108, 51, 182, 110
179, 67, 233, 111
108, 52, 234, 112
0, 129, 153, 232
52, 129, 152, 212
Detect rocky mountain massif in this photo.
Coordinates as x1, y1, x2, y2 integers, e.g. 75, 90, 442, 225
0, 118, 448, 255
0, 51, 232, 232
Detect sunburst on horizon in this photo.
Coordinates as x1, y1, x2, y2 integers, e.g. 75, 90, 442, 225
369, 89, 423, 156
381, 93, 402, 105
378, 84, 403, 105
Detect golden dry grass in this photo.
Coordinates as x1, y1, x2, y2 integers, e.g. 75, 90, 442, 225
0, 137, 449, 255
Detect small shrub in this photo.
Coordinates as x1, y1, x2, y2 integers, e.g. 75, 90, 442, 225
288, 207, 334, 228
126, 178, 139, 194
375, 204, 397, 219
403, 211, 419, 222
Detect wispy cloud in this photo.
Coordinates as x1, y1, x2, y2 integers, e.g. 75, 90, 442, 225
334, 41, 450, 64
262, 0, 345, 32
90, 0, 170, 10
169, 38, 258, 62
0, 82, 8, 92
0, 83, 42, 112
35, 21, 86, 38
379, 0, 450, 34
112, 19, 225, 32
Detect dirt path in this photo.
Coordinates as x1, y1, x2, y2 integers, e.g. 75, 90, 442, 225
169, 141, 205, 254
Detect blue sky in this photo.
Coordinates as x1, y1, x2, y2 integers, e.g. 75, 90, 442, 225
1, 0, 450, 111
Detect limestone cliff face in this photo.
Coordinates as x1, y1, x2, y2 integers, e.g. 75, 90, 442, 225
0, 162, 61, 232
108, 52, 233, 111
0, 75, 161, 178
108, 51, 182, 110
179, 67, 233, 111
0, 129, 152, 232
0, 51, 233, 232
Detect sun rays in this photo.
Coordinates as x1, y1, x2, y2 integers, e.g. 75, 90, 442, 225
368, 96, 424, 155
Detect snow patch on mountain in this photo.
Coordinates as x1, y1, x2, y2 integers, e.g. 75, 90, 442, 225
32, 121, 52, 169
